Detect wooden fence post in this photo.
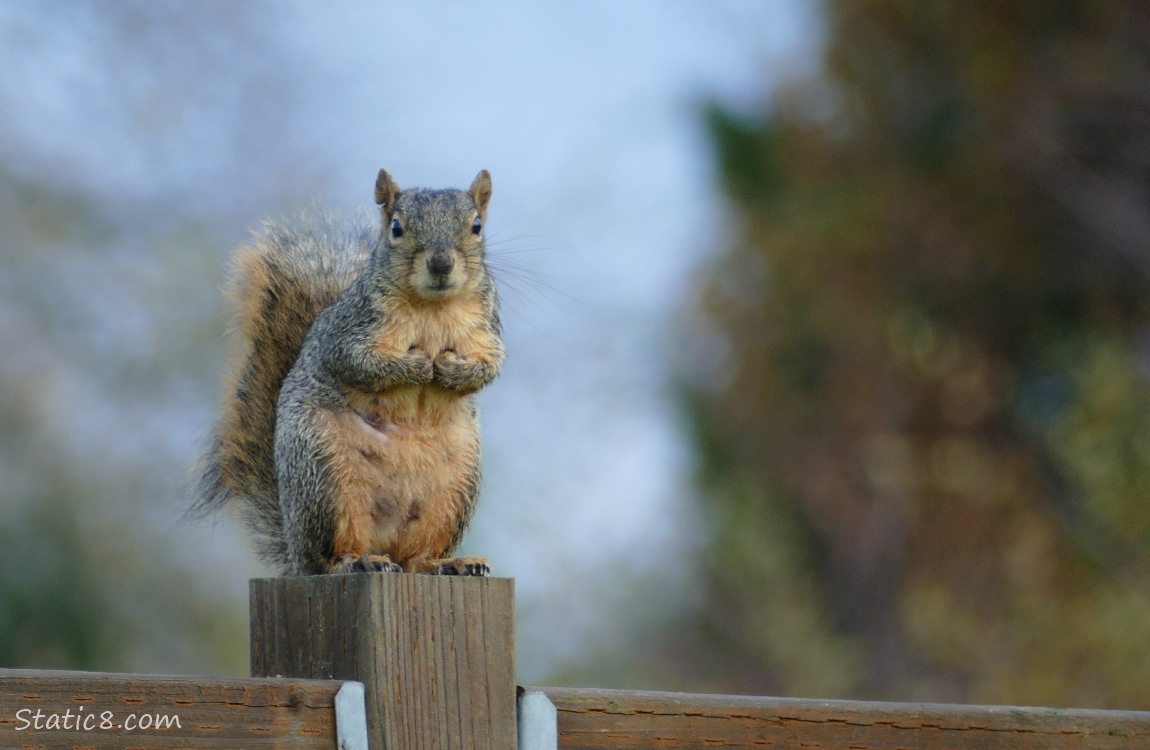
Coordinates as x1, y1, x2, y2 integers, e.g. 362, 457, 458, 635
250, 573, 516, 750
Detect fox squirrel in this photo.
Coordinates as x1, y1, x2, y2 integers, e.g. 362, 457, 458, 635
195, 169, 504, 576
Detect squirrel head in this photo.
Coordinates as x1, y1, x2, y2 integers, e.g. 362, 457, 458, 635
374, 169, 493, 300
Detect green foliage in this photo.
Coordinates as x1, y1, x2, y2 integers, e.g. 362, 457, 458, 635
680, 0, 1150, 708
0, 495, 125, 669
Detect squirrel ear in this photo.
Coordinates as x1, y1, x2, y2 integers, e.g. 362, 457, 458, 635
469, 169, 492, 218
375, 169, 400, 214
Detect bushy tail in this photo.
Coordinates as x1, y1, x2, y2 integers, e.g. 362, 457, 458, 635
194, 215, 375, 570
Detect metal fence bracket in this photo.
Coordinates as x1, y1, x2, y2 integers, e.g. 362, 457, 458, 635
518, 689, 558, 750
335, 681, 369, 750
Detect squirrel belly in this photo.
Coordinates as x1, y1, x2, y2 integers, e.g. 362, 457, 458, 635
287, 384, 481, 574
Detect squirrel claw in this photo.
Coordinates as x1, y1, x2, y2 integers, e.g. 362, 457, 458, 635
425, 557, 490, 577
332, 554, 402, 574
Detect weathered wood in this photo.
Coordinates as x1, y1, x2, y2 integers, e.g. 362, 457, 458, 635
537, 686, 1150, 750
251, 573, 516, 750
0, 668, 346, 749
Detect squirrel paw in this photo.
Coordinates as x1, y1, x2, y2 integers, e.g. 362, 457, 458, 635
421, 556, 490, 577
433, 350, 469, 378
331, 554, 402, 574
403, 346, 434, 382
434, 350, 469, 366
433, 351, 487, 392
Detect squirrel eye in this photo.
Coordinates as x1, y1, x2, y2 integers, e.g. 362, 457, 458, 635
390, 218, 404, 239
471, 215, 482, 235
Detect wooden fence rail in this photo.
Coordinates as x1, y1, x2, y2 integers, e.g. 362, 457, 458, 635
3, 574, 1150, 750
0, 669, 360, 749
532, 686, 1150, 750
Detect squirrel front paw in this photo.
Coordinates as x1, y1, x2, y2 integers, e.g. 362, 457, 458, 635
433, 351, 489, 392
400, 346, 434, 384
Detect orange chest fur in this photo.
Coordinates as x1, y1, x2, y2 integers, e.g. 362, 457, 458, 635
373, 293, 494, 358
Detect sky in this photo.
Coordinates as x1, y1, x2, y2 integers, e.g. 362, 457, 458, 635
0, 0, 821, 680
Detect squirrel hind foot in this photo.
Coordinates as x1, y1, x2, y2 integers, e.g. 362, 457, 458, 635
414, 556, 490, 577
330, 554, 402, 574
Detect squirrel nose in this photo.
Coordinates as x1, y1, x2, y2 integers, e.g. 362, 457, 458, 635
427, 253, 454, 276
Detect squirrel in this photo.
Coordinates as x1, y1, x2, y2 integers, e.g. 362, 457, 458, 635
195, 169, 504, 577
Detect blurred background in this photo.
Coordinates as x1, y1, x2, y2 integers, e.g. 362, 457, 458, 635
2, 0, 1149, 710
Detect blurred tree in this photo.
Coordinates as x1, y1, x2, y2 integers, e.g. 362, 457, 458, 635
0, 0, 307, 674
678, 0, 1150, 708
0, 167, 248, 674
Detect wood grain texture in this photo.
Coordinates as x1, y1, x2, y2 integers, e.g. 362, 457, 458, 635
536, 686, 1150, 750
251, 573, 516, 750
0, 668, 344, 749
